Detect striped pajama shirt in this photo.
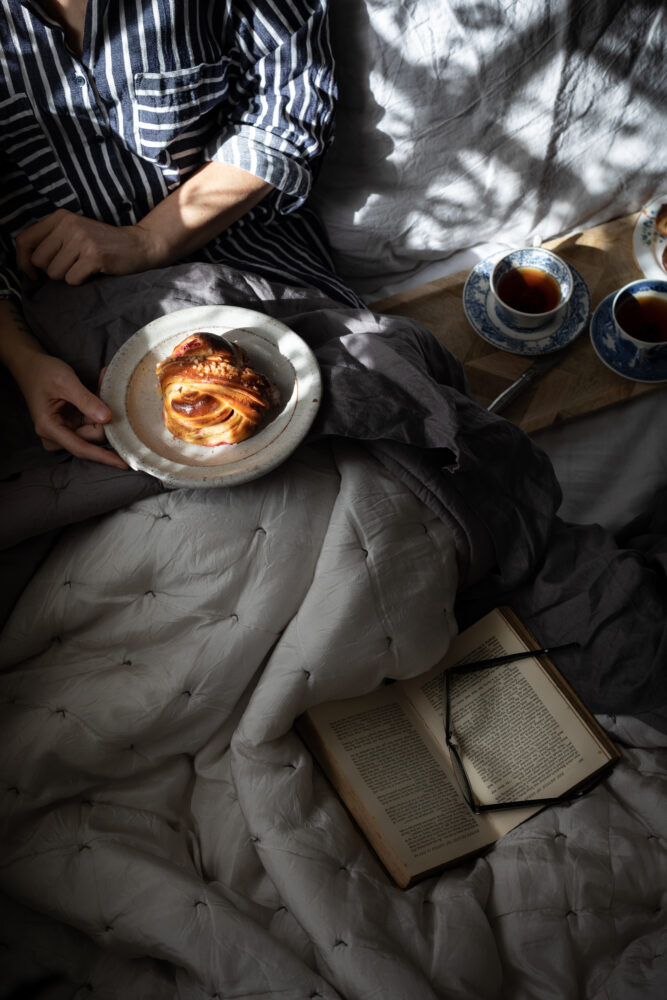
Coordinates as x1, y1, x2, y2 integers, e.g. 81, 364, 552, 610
0, 0, 361, 306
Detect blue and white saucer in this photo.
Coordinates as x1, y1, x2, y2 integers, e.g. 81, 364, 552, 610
463, 253, 591, 356
590, 293, 667, 383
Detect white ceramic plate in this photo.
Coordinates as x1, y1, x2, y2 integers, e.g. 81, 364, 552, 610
633, 196, 667, 279
100, 305, 321, 488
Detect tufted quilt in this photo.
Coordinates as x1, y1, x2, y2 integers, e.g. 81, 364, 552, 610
1, 435, 666, 999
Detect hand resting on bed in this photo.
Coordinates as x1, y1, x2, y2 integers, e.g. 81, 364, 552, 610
0, 298, 127, 469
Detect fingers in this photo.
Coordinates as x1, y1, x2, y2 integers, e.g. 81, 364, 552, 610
34, 237, 81, 283
47, 424, 129, 469
63, 254, 102, 286
66, 379, 112, 426
37, 419, 128, 468
23, 355, 129, 469
76, 422, 107, 443
16, 210, 103, 285
14, 217, 52, 279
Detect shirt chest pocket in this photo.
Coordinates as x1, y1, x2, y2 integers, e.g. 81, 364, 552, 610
133, 62, 231, 173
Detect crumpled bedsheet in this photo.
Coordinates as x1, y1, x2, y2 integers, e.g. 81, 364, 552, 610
1, 440, 665, 1000
312, 0, 665, 293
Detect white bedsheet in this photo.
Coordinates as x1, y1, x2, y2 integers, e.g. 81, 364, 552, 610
313, 0, 665, 296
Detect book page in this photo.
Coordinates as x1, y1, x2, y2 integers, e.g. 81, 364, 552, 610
402, 609, 612, 820
302, 685, 499, 877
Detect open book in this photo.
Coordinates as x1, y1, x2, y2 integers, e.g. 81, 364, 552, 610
296, 607, 619, 888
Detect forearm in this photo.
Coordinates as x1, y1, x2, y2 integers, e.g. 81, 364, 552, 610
137, 160, 273, 267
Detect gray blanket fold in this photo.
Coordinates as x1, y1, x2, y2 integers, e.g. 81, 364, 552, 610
2, 263, 666, 725
1, 262, 560, 592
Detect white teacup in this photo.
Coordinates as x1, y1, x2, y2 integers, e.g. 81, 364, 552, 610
612, 278, 667, 361
490, 248, 573, 334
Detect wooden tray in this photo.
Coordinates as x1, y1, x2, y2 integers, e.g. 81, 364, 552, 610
374, 214, 666, 433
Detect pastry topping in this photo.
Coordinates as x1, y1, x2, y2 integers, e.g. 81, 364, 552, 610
156, 331, 278, 446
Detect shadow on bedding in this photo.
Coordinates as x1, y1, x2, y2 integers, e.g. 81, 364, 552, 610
313, 0, 665, 288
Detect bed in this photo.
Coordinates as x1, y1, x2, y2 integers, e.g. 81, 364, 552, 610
1, 2, 666, 998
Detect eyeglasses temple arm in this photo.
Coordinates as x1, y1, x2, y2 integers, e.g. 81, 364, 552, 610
449, 641, 580, 675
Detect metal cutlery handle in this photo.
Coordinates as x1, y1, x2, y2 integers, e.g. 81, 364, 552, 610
487, 352, 564, 414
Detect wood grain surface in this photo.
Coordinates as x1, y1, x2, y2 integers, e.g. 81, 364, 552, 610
374, 214, 666, 433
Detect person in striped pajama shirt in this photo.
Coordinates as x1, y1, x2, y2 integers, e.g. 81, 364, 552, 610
0, 0, 358, 468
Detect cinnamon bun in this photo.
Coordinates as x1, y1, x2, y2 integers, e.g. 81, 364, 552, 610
655, 203, 667, 238
156, 332, 278, 446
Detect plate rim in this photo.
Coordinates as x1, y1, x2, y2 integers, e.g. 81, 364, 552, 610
100, 304, 322, 488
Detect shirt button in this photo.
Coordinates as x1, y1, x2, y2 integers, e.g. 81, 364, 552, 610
75, 74, 86, 86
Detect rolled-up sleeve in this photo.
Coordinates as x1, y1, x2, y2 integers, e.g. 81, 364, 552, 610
206, 0, 336, 213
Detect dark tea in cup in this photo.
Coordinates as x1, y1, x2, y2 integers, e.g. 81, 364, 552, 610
490, 247, 573, 333
497, 267, 561, 314
614, 292, 667, 344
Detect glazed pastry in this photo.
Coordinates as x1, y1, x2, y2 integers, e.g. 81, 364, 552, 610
655, 203, 667, 238
156, 331, 278, 446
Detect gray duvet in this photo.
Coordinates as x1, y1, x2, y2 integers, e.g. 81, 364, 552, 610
1, 265, 666, 998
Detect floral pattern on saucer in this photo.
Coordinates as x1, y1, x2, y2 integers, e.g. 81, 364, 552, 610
463, 253, 591, 356
589, 293, 667, 383
633, 196, 667, 279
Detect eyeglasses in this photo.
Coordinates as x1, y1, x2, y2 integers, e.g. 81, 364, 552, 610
442, 643, 603, 813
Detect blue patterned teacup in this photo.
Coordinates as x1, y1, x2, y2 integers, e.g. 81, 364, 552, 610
490, 248, 573, 333
612, 279, 667, 362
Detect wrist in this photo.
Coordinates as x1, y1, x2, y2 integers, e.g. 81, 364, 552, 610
131, 220, 174, 269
